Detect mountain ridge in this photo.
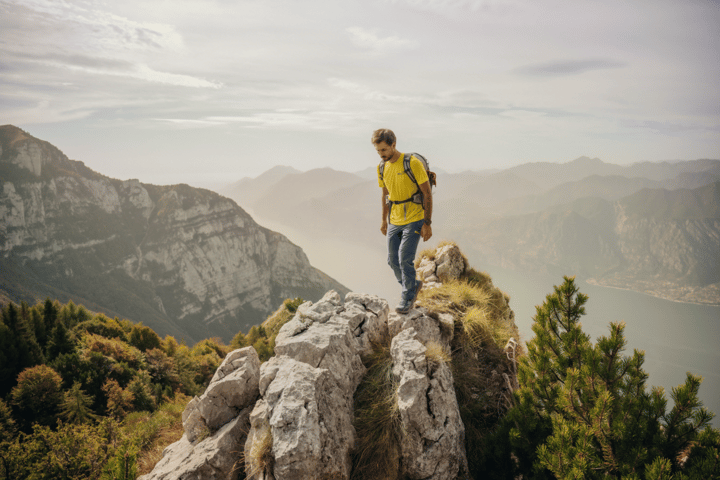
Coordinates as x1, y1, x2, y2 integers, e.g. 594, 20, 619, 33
0, 125, 348, 342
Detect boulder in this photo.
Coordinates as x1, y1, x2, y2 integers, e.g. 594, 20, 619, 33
246, 357, 353, 480
140, 347, 260, 480
183, 347, 261, 438
391, 328, 469, 480
435, 243, 466, 282
244, 291, 390, 479
138, 408, 251, 480
387, 307, 454, 348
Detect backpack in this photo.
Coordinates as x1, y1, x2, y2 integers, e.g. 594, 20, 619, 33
379, 153, 436, 207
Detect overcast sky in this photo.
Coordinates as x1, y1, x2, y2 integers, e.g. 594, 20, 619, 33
2, 0, 719, 187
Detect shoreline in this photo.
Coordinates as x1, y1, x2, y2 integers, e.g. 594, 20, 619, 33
584, 279, 720, 307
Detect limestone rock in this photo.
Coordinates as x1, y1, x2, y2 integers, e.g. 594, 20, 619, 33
246, 357, 351, 480
141, 347, 260, 480
391, 328, 469, 479
139, 407, 251, 480
435, 243, 467, 282
194, 347, 260, 432
415, 243, 467, 288
245, 291, 389, 479
387, 307, 453, 348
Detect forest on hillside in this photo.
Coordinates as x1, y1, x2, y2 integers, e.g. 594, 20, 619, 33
0, 297, 294, 479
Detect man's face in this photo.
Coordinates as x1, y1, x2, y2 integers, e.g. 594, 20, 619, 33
375, 141, 396, 162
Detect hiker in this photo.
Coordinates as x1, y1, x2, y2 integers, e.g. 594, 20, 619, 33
373, 128, 433, 314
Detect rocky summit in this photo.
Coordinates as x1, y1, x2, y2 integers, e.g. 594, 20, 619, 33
0, 125, 347, 342
140, 243, 518, 480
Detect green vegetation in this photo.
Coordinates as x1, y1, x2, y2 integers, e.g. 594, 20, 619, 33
0, 294, 304, 479
0, 298, 229, 478
230, 296, 304, 362
487, 276, 720, 479
2, 274, 717, 479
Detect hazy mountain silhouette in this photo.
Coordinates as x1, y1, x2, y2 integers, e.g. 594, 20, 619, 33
222, 157, 720, 304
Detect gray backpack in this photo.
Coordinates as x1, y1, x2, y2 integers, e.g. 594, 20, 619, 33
379, 153, 436, 207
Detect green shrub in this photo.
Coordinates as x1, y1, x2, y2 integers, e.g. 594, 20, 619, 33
499, 276, 718, 479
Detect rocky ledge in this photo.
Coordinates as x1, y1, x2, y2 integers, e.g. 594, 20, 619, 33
140, 244, 517, 480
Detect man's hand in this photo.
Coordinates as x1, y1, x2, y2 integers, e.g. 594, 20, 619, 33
381, 221, 388, 236
421, 223, 432, 241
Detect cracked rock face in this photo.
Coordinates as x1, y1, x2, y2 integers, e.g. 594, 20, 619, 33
140, 347, 260, 480
245, 291, 388, 480
391, 328, 469, 480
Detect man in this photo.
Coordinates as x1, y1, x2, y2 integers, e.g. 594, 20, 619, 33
373, 128, 433, 314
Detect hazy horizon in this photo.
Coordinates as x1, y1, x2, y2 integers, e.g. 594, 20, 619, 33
2, 0, 718, 187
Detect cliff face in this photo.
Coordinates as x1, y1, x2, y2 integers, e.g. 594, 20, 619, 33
0, 125, 347, 342
458, 183, 720, 305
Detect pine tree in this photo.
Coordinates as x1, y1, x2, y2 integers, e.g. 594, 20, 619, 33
60, 382, 98, 424
42, 298, 58, 336
0, 303, 44, 396
506, 276, 717, 479
46, 319, 74, 360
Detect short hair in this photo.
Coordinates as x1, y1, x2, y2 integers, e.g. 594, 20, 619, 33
371, 128, 396, 146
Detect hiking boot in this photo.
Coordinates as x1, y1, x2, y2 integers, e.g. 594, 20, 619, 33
407, 280, 423, 310
395, 298, 412, 314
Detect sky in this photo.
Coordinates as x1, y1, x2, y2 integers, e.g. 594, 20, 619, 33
1, 0, 719, 187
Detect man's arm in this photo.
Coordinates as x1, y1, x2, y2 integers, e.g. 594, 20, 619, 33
419, 181, 432, 241
381, 186, 389, 235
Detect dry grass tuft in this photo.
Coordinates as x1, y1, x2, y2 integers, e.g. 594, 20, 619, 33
246, 423, 274, 478
425, 341, 451, 369
134, 394, 190, 476
351, 339, 402, 480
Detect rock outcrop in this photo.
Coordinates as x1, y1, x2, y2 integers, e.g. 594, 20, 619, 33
142, 244, 504, 479
139, 347, 260, 480
0, 125, 348, 341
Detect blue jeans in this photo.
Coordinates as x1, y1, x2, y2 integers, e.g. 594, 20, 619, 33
387, 219, 424, 301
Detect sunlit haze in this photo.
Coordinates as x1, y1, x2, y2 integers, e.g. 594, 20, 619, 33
2, 0, 718, 187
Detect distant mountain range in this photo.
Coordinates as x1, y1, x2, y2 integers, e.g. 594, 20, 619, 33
0, 125, 348, 343
221, 156, 720, 305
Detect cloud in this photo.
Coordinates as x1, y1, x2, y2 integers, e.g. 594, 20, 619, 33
515, 59, 627, 76
7, 0, 183, 53
14, 54, 222, 88
346, 27, 418, 53
385, 0, 524, 17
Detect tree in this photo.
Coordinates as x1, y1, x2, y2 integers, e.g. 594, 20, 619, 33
46, 319, 75, 360
126, 370, 157, 412
61, 382, 98, 424
42, 298, 58, 337
505, 276, 718, 479
0, 398, 15, 439
10, 365, 64, 431
102, 379, 134, 418
0, 303, 44, 395
129, 323, 161, 352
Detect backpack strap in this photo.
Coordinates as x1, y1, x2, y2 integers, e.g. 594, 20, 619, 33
403, 153, 419, 189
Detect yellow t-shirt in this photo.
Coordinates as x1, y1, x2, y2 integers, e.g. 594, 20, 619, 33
377, 153, 429, 226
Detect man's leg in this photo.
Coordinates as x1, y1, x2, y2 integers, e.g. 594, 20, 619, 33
387, 223, 404, 286
397, 219, 424, 301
